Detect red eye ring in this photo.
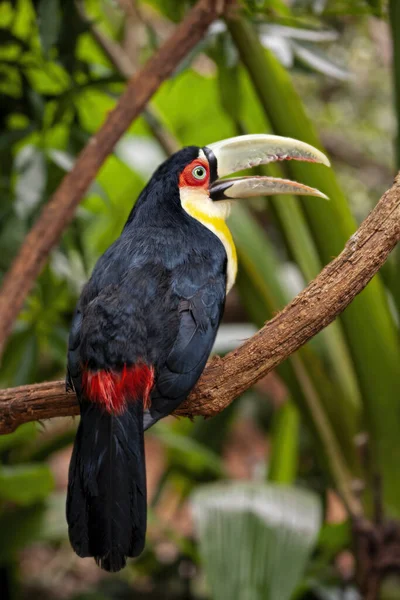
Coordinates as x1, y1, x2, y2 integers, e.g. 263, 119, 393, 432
179, 159, 209, 188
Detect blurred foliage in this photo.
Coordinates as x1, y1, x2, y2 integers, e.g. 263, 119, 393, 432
191, 483, 322, 600
0, 0, 398, 599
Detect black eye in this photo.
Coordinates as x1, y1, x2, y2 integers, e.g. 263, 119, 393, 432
192, 165, 207, 180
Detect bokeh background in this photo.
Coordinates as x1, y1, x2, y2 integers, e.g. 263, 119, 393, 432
0, 0, 399, 599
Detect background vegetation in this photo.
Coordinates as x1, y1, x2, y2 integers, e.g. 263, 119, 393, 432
0, 0, 398, 598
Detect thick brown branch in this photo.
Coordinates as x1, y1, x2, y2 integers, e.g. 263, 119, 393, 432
1, 174, 400, 434
0, 0, 221, 357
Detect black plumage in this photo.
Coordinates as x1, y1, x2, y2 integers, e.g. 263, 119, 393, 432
66, 147, 227, 571
67, 401, 146, 572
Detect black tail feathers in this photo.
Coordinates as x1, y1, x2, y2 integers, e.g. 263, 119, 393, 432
67, 401, 147, 572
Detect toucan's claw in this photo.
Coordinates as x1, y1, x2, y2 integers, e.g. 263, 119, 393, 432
204, 134, 330, 201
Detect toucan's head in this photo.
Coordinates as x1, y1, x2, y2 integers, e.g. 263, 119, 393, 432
133, 134, 330, 223
130, 134, 330, 292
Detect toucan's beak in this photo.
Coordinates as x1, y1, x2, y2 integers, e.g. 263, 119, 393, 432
203, 134, 330, 201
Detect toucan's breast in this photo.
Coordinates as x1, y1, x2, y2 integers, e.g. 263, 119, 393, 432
180, 189, 237, 292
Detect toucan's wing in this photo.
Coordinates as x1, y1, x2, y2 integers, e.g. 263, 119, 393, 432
144, 275, 226, 430
66, 246, 226, 428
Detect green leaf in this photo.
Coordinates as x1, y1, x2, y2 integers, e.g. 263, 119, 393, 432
57, 0, 87, 72
82, 155, 144, 264
268, 402, 299, 484
0, 464, 54, 505
37, 0, 61, 56
191, 482, 322, 600
211, 34, 242, 122
153, 70, 235, 147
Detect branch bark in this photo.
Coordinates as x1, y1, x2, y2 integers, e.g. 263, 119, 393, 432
0, 0, 221, 358
1, 174, 400, 435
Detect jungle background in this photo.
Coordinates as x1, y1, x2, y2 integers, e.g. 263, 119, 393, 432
0, 0, 399, 598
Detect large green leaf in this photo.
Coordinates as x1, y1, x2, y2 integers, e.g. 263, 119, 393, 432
153, 70, 235, 147
191, 482, 322, 600
82, 154, 144, 266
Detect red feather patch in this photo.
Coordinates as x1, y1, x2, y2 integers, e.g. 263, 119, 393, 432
82, 364, 154, 415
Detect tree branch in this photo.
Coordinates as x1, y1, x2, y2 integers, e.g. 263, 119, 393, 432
1, 174, 400, 435
0, 0, 221, 358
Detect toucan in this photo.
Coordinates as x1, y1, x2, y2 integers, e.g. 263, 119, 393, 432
66, 134, 330, 572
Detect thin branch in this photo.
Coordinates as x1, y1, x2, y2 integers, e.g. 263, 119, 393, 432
0, 0, 221, 358
1, 174, 400, 436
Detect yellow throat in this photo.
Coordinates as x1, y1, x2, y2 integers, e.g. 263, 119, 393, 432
180, 189, 237, 293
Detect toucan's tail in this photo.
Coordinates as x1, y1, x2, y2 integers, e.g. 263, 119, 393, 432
67, 400, 147, 572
